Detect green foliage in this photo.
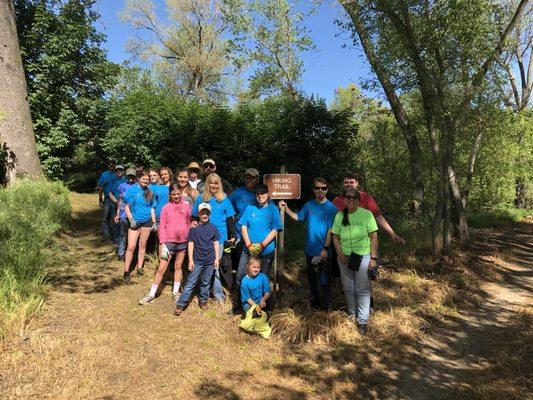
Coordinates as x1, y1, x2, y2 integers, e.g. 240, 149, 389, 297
103, 89, 357, 189
15, 0, 119, 179
467, 207, 531, 228
0, 179, 70, 337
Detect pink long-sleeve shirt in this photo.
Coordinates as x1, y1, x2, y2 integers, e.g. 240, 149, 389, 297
159, 200, 191, 244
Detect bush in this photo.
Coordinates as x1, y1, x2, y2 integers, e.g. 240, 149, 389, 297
467, 207, 531, 228
0, 179, 70, 337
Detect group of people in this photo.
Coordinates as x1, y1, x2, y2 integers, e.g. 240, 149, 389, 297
97, 159, 404, 335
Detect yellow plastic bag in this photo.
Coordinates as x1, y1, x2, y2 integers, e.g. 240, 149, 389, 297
238, 305, 271, 339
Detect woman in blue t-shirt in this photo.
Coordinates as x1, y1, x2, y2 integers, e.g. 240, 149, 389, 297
123, 171, 157, 283
191, 173, 236, 302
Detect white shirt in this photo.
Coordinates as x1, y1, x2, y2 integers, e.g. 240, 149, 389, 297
189, 179, 201, 189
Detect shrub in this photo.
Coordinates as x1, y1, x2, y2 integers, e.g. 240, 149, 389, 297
0, 179, 70, 337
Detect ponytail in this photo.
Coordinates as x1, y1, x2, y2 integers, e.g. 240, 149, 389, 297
342, 207, 350, 226
143, 186, 154, 202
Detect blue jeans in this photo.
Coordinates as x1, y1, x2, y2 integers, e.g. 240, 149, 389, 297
338, 254, 371, 325
211, 246, 225, 301
101, 197, 116, 238
177, 263, 213, 307
117, 218, 129, 257
236, 251, 274, 286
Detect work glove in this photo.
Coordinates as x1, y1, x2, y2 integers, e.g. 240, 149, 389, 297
160, 244, 170, 261
248, 243, 263, 257
99, 199, 104, 208
128, 218, 138, 229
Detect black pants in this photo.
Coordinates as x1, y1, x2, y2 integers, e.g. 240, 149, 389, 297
306, 254, 331, 309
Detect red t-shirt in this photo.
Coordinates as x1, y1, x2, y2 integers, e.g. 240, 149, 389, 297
332, 191, 382, 217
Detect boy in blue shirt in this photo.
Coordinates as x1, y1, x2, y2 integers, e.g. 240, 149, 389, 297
174, 203, 220, 315
236, 183, 283, 289
107, 165, 126, 244
279, 177, 337, 310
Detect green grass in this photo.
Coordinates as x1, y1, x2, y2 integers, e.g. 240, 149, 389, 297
467, 207, 531, 228
0, 179, 70, 337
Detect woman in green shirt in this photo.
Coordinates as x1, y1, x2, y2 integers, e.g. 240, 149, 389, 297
331, 188, 379, 335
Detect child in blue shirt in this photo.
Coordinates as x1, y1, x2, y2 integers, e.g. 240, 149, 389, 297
174, 203, 220, 316
240, 256, 271, 312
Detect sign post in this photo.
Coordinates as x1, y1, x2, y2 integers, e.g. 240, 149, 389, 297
264, 171, 300, 299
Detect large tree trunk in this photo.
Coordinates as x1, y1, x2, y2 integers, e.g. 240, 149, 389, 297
341, 0, 425, 215
0, 0, 43, 184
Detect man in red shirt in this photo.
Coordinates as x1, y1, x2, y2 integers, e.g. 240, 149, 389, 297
333, 172, 405, 244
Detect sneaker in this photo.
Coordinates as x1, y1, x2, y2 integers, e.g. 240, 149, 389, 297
137, 268, 144, 276
172, 292, 180, 303
123, 271, 131, 283
138, 294, 155, 305
358, 324, 368, 336
199, 302, 209, 310
117, 255, 124, 262
173, 306, 184, 316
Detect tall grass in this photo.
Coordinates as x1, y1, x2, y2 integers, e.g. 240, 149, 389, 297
0, 179, 70, 337
467, 207, 531, 228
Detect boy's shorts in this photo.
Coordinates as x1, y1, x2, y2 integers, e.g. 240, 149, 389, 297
166, 242, 187, 255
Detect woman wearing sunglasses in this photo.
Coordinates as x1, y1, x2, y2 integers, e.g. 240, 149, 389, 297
331, 188, 379, 335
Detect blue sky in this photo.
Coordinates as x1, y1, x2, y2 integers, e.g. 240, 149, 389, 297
93, 0, 374, 104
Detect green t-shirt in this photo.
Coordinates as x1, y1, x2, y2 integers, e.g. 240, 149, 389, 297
331, 208, 378, 255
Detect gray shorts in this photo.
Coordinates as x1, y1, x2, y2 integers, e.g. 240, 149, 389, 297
166, 242, 187, 255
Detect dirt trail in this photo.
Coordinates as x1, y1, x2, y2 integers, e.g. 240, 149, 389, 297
0, 193, 531, 399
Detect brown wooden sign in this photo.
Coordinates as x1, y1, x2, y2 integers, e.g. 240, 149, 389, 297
263, 174, 301, 199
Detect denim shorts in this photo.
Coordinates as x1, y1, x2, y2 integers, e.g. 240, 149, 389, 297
166, 242, 187, 255
130, 220, 152, 230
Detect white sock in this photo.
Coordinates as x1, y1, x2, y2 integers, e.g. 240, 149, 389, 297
173, 281, 181, 294
149, 284, 158, 297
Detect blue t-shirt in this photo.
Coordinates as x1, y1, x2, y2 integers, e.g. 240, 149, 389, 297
192, 195, 235, 243
297, 199, 338, 257
108, 176, 126, 199
123, 185, 156, 223
98, 170, 115, 198
230, 186, 257, 219
240, 272, 270, 309
117, 182, 136, 219
150, 184, 169, 219
238, 202, 283, 255
187, 222, 220, 265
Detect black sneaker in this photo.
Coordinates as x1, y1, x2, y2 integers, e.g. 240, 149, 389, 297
123, 271, 131, 283
358, 324, 368, 336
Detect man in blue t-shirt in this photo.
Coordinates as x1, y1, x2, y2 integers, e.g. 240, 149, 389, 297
279, 177, 337, 310
236, 183, 283, 289
97, 160, 116, 239
113, 168, 137, 260
107, 165, 126, 244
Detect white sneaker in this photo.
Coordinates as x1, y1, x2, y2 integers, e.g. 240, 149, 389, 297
138, 293, 155, 305
172, 292, 180, 303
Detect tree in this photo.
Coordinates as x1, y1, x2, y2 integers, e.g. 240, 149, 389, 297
223, 0, 314, 99
121, 0, 234, 103
14, 0, 118, 179
0, 0, 43, 184
339, 0, 529, 258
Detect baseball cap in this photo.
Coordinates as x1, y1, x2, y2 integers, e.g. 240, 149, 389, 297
255, 183, 269, 194
188, 161, 200, 170
244, 168, 259, 177
198, 203, 212, 213
126, 167, 136, 176
115, 165, 125, 170
203, 158, 216, 167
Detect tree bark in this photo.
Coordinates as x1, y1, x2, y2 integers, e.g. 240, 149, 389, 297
0, 0, 43, 184
341, 0, 424, 215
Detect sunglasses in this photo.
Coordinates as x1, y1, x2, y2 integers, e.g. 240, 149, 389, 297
189, 168, 199, 173
345, 195, 358, 200
313, 186, 328, 191
203, 163, 215, 169
256, 192, 268, 196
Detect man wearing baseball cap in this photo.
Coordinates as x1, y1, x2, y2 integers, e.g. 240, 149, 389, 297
197, 158, 233, 195
230, 168, 260, 221
187, 161, 202, 189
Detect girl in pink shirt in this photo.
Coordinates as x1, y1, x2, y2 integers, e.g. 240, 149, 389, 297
139, 184, 192, 305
